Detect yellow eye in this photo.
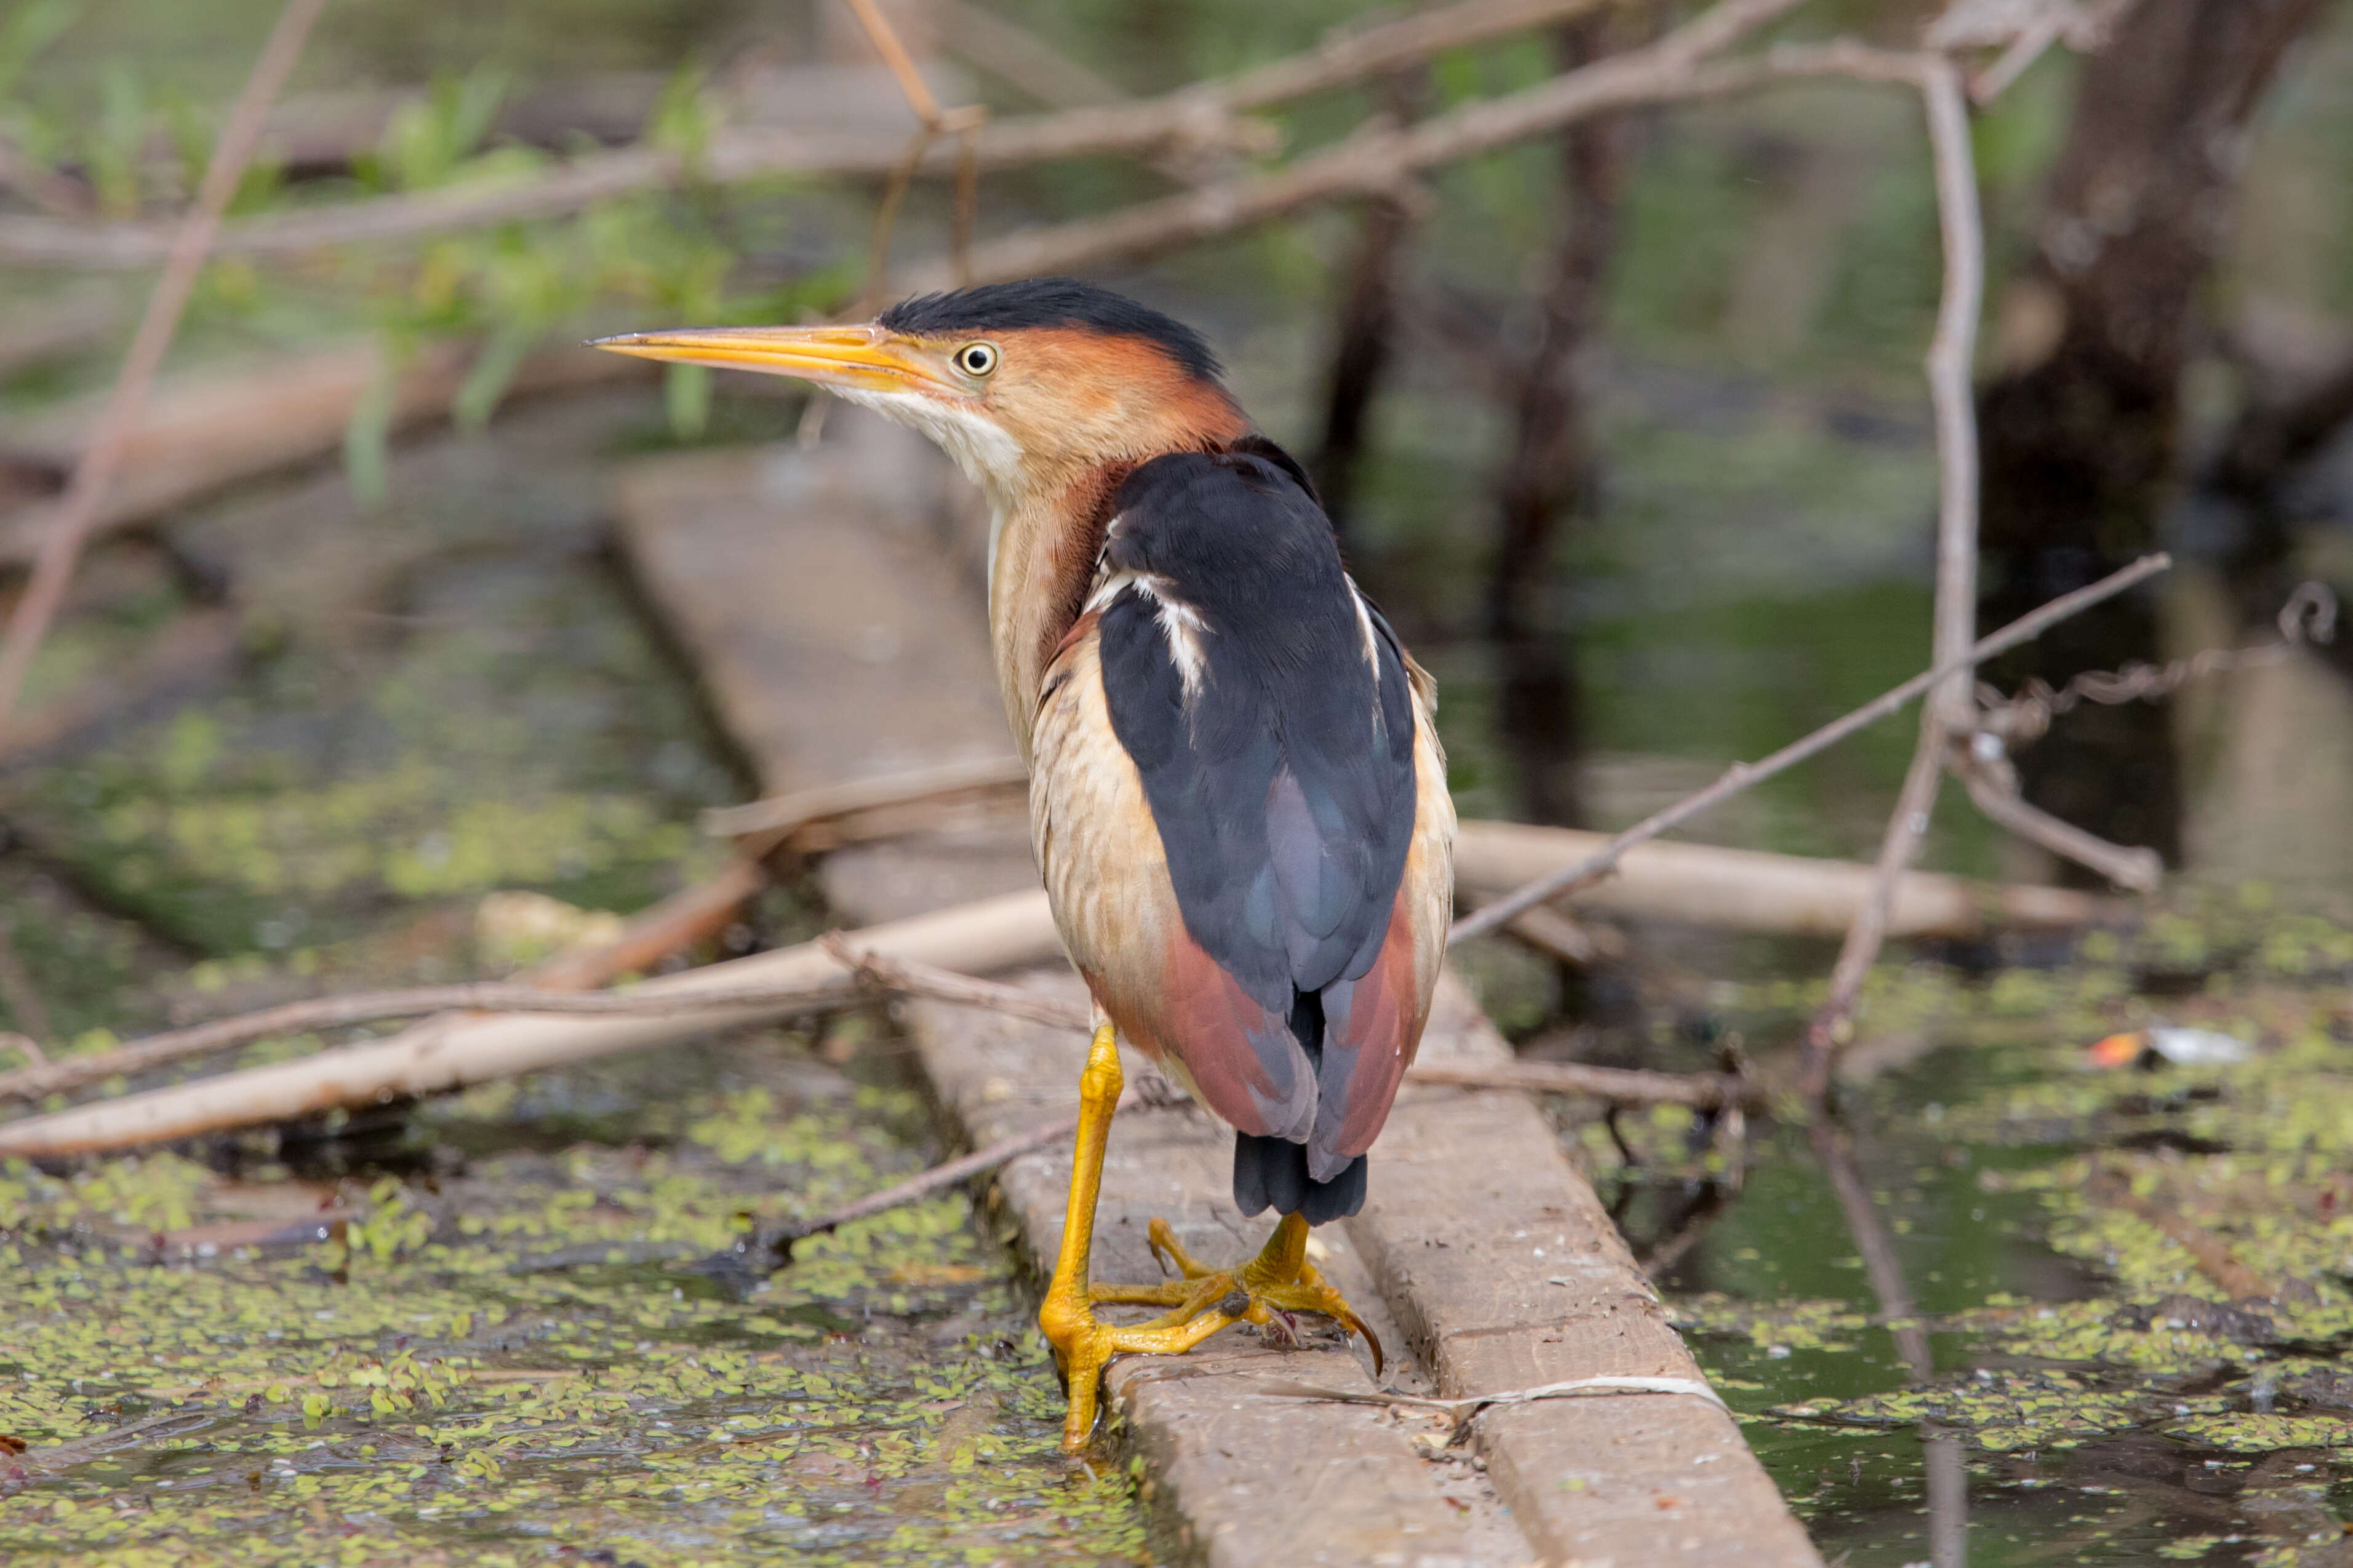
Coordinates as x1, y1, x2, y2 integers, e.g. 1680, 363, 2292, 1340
954, 341, 999, 377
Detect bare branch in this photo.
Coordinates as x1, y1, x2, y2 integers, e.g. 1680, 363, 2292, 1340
1, 856, 768, 1105
0, 974, 869, 1106
701, 754, 1029, 857
839, 0, 992, 302
819, 935, 1093, 1032
1955, 760, 2163, 889
526, 856, 769, 991
757, 1110, 1081, 1260
0, 891, 1069, 1158
0, 0, 1635, 269
1405, 1057, 1758, 1110
1448, 552, 2173, 944
0, 0, 328, 742
934, 7, 1828, 288
1799, 723, 1950, 1098
1796, 52, 1986, 1099
844, 0, 951, 128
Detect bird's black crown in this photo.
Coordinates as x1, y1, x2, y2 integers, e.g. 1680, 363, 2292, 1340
879, 279, 1221, 383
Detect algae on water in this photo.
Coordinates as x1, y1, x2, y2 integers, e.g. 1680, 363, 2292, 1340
1, 1066, 1146, 1567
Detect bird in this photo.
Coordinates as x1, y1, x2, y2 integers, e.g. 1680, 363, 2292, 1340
592, 278, 1455, 1450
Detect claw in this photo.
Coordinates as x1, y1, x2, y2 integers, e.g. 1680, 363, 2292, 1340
1036, 1025, 1383, 1450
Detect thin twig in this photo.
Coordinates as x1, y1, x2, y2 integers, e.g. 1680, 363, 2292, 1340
1966, 14, 2065, 101
1448, 552, 2173, 944
701, 755, 1028, 844
1256, 1373, 1728, 1418
1948, 581, 2337, 889
820, 935, 1093, 1032
1914, 55, 1984, 736
1796, 52, 1984, 1101
0, 856, 769, 1104
746, 1111, 1081, 1267
1405, 1058, 1757, 1110
0, 0, 1632, 269
0, 0, 327, 742
0, 975, 876, 1105
0, 893, 1071, 1158
1954, 767, 2162, 889
841, 0, 990, 308
844, 0, 949, 126
524, 855, 769, 992
932, 7, 1827, 288
1799, 724, 1949, 1099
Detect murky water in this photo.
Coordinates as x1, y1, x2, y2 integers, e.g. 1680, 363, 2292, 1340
1, 1043, 1145, 1565
1540, 916, 2353, 1565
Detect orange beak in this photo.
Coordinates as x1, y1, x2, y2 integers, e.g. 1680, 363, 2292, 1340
585, 325, 955, 396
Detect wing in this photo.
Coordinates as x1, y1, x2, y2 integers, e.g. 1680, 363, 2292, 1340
1050, 448, 1442, 1182
1030, 613, 1319, 1144
1310, 607, 1454, 1169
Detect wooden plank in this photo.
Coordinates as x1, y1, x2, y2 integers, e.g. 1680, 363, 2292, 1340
612, 424, 1824, 1566
906, 978, 1528, 1566
1353, 977, 1821, 1566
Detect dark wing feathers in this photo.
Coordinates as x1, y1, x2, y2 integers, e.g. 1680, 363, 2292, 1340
1096, 449, 1419, 1190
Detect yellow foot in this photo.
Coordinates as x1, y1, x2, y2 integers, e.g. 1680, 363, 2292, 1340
1034, 1024, 1383, 1451
1089, 1213, 1384, 1375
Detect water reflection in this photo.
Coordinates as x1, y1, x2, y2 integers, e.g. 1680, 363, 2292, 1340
1810, 1115, 1967, 1568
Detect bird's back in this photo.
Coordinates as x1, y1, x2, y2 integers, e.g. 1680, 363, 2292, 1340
1029, 448, 1454, 1222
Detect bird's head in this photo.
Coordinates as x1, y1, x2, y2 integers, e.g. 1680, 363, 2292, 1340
589, 278, 1248, 508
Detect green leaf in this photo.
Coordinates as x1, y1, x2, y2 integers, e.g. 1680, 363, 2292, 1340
648, 63, 713, 165
453, 321, 539, 433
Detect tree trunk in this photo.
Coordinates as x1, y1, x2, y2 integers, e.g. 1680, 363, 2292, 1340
1310, 194, 1415, 543
1976, 0, 2327, 874
1310, 70, 1427, 545
1487, 17, 1628, 828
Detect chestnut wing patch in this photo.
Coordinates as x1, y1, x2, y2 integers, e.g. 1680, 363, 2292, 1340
1095, 449, 1418, 1176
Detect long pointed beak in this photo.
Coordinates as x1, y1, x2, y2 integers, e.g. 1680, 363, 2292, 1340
585, 324, 951, 396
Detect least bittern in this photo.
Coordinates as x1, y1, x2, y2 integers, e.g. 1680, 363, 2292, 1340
594, 280, 1456, 1449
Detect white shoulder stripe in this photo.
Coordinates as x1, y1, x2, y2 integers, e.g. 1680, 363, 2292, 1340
1344, 575, 1388, 740
1084, 568, 1212, 704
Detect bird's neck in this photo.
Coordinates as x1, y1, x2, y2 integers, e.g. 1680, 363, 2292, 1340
988, 462, 1129, 761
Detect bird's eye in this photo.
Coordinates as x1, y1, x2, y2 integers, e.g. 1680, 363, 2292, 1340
954, 342, 999, 378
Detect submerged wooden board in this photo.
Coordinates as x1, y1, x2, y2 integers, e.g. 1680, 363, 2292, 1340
613, 424, 1824, 1567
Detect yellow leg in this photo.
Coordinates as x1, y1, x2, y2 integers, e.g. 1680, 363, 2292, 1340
1039, 1025, 1247, 1451
1037, 1026, 1386, 1451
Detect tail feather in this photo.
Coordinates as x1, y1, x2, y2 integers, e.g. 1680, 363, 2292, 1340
1228, 985, 1370, 1222
1232, 1131, 1368, 1222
